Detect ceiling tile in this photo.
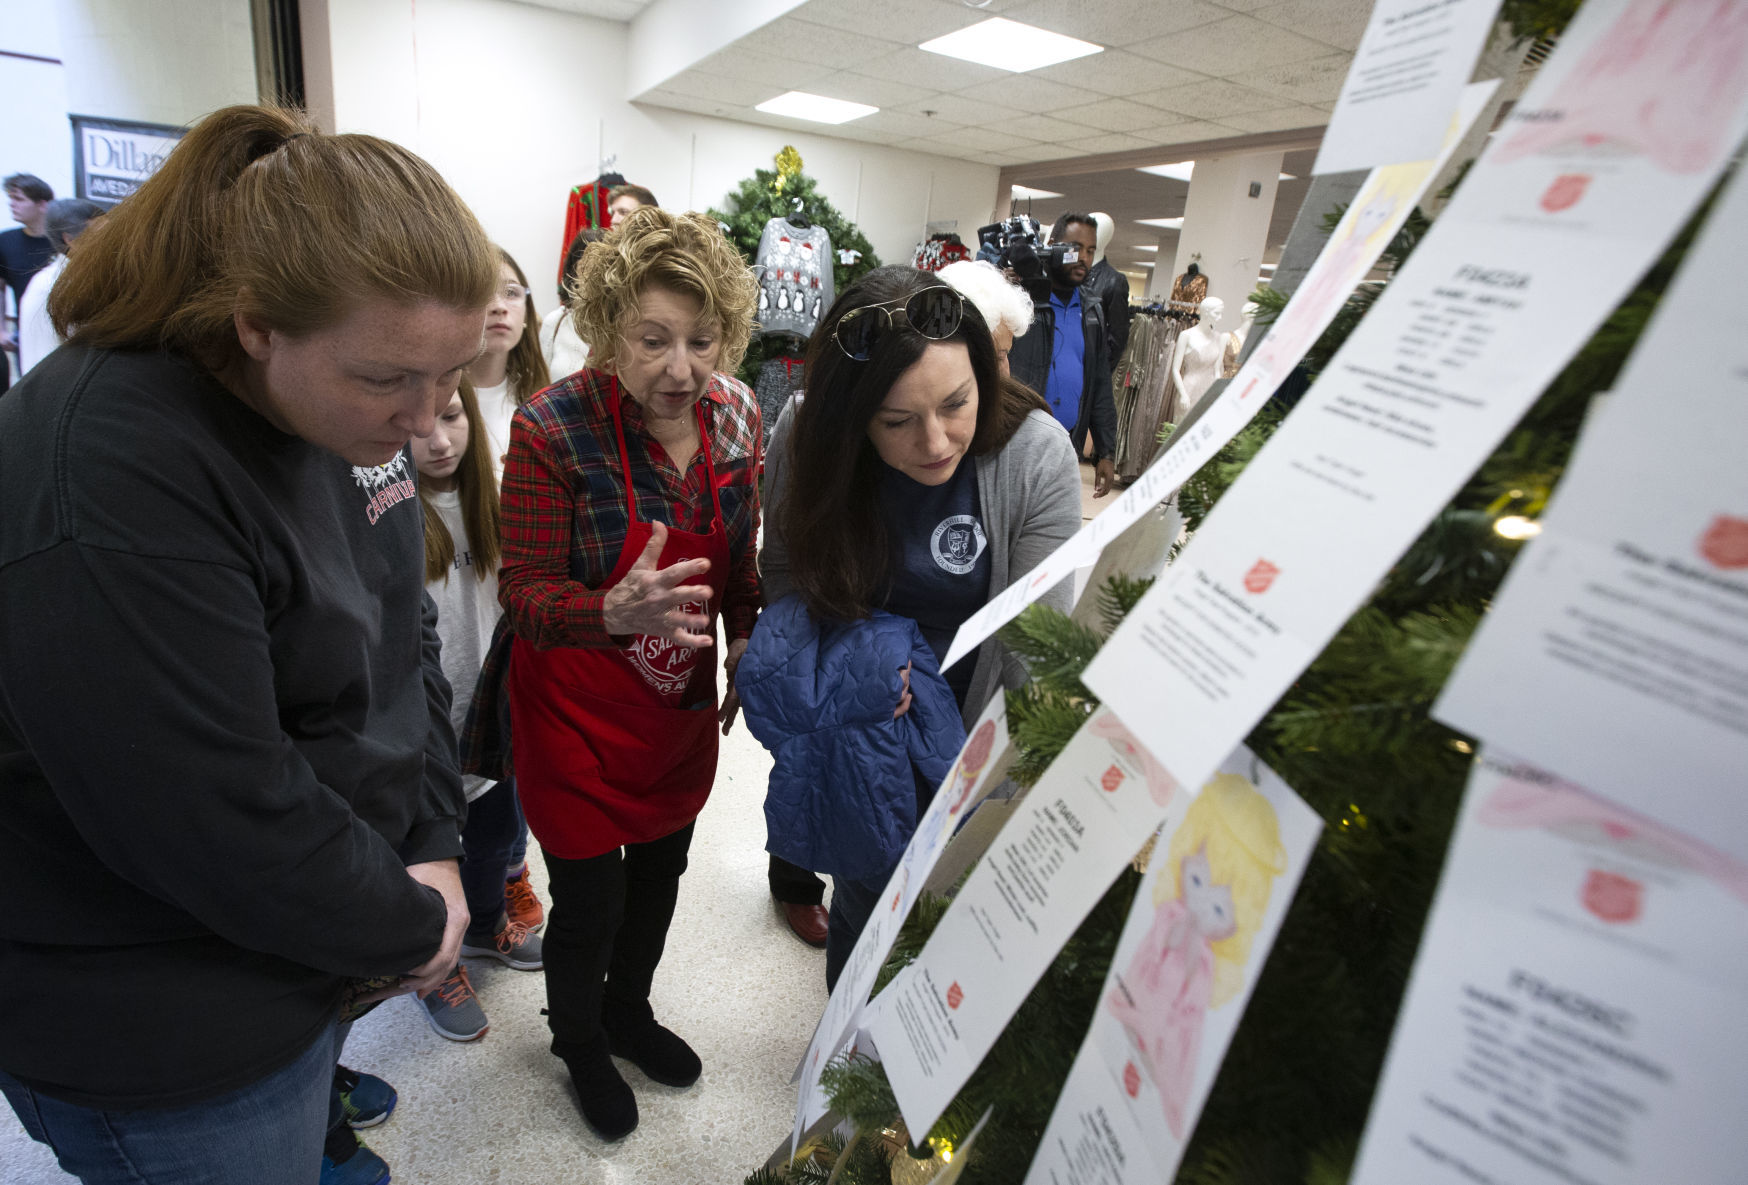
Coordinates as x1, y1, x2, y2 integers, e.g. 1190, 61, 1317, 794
892, 91, 1027, 126
1080, 131, 1157, 154
1002, 142, 1081, 164
1132, 118, 1244, 147
1028, 49, 1208, 97
1207, 0, 1273, 9
789, 0, 980, 42
927, 0, 1030, 11
655, 70, 781, 107
807, 73, 926, 109
635, 89, 739, 119
1054, 96, 1195, 136
1128, 14, 1336, 75
1252, 0, 1374, 51
983, 113, 1087, 143
1216, 103, 1328, 133
688, 46, 834, 89
847, 46, 1009, 92
1000, 0, 1210, 48
853, 108, 970, 140
758, 15, 907, 69
1244, 51, 1353, 105
1134, 78, 1287, 118
918, 127, 1040, 154
953, 72, 1104, 114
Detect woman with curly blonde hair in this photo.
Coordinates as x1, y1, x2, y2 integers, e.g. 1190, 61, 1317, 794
496, 205, 760, 1140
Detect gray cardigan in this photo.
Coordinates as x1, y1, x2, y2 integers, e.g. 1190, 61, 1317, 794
760, 401, 1083, 728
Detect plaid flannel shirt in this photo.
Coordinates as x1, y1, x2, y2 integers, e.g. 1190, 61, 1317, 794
460, 369, 761, 780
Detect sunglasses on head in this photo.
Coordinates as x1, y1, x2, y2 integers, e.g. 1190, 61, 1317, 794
830, 288, 964, 362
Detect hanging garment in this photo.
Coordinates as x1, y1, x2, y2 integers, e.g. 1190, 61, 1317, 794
558, 172, 628, 273
912, 236, 971, 272
754, 354, 806, 451
756, 218, 834, 340
507, 382, 730, 860
1111, 309, 1185, 480
1170, 270, 1208, 306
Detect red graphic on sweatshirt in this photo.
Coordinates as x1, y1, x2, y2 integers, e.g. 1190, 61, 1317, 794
946, 981, 964, 1010
1244, 559, 1280, 594
1541, 174, 1591, 213
1101, 765, 1126, 793
1582, 869, 1643, 924
1123, 1061, 1142, 1098
1699, 515, 1748, 569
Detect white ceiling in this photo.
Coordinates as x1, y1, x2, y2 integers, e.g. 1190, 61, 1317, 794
510, 0, 655, 20
628, 0, 1372, 164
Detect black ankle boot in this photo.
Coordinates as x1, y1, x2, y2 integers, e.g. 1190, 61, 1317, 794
602, 1007, 702, 1088
551, 1036, 637, 1140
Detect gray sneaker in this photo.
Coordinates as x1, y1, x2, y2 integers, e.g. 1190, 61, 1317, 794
460, 919, 544, 971
418, 967, 489, 1042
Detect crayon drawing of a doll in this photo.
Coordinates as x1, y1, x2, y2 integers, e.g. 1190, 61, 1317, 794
1106, 773, 1287, 1137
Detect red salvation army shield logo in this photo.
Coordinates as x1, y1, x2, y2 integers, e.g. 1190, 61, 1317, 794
1244, 559, 1280, 594
1541, 174, 1591, 213
1123, 1061, 1142, 1098
1699, 514, 1748, 569
1582, 870, 1643, 924
1101, 765, 1126, 793
946, 981, 964, 1010
626, 599, 704, 695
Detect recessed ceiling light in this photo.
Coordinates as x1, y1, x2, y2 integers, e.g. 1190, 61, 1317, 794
755, 91, 878, 125
1133, 261, 1155, 267
919, 18, 1103, 73
1138, 162, 1297, 182
1134, 244, 1158, 252
1010, 184, 1065, 200
1137, 217, 1184, 229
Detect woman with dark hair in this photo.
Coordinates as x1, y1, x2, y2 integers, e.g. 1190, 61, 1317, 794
758, 264, 1082, 986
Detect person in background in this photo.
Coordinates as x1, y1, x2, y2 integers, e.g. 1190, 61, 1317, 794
1, 173, 56, 391
408, 379, 545, 1043
607, 183, 658, 225
759, 266, 1082, 987
1008, 211, 1118, 497
0, 105, 493, 1185
470, 246, 550, 479
540, 229, 600, 382
762, 257, 1043, 943
16, 198, 103, 374
497, 206, 761, 1141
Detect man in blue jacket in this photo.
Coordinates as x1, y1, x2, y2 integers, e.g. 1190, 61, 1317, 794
1009, 211, 1117, 498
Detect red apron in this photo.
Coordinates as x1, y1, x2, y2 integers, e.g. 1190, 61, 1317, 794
508, 382, 730, 859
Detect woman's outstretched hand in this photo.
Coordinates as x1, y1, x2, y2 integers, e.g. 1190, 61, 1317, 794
601, 522, 714, 646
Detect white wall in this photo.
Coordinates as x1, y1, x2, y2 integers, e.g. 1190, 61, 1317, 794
0, 0, 256, 205
314, 0, 1000, 317
1157, 151, 1283, 332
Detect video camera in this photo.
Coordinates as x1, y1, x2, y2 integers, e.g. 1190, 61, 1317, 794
976, 216, 1080, 303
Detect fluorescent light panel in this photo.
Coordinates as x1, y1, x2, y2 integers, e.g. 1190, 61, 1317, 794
1137, 162, 1297, 181
1134, 244, 1158, 252
1010, 184, 1065, 200
1137, 217, 1184, 229
755, 91, 878, 125
919, 17, 1103, 73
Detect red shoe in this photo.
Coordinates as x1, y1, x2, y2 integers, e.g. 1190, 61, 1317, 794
781, 902, 828, 948
505, 866, 545, 933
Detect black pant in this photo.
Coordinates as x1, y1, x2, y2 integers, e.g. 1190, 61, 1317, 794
768, 854, 825, 906
458, 777, 522, 935
541, 823, 695, 1046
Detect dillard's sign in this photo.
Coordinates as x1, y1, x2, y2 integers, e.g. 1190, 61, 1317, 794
72, 115, 185, 207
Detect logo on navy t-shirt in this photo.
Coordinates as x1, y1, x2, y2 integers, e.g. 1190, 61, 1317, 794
931, 515, 988, 575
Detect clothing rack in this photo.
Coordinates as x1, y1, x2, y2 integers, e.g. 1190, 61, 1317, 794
1111, 303, 1201, 479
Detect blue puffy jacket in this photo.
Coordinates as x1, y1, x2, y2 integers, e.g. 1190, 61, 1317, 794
737, 595, 967, 881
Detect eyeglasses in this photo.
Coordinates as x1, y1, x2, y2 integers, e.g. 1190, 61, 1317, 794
831, 288, 964, 362
497, 283, 530, 304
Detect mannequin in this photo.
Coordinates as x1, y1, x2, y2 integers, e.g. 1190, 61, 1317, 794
1083, 211, 1131, 360
1223, 300, 1259, 378
1169, 296, 1226, 414
1090, 212, 1114, 263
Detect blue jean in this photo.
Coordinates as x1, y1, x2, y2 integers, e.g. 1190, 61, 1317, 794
825, 871, 889, 993
461, 777, 524, 934
0, 1018, 338, 1185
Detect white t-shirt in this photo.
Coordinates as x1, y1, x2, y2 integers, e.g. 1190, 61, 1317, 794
473, 379, 520, 482
425, 489, 503, 802
539, 306, 590, 383
18, 255, 66, 375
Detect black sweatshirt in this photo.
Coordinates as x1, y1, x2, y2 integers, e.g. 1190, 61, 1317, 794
0, 345, 465, 1108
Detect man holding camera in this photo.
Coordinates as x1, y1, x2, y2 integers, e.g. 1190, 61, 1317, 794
1006, 212, 1117, 498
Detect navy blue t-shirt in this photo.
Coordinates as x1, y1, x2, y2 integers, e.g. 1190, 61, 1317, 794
880, 457, 990, 706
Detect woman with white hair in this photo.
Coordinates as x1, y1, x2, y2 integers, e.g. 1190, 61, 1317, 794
937, 259, 1033, 377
